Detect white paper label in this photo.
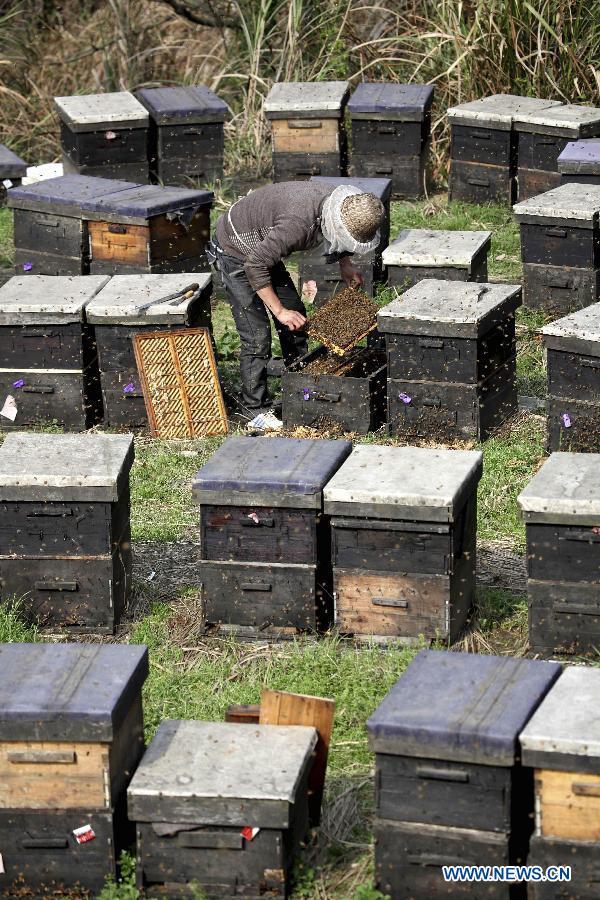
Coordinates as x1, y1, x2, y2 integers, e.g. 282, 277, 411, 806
0, 852, 4, 874
2, 179, 12, 189
0, 395, 17, 422
73, 824, 96, 844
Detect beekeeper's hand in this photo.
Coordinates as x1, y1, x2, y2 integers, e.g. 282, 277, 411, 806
339, 256, 364, 287
277, 307, 307, 331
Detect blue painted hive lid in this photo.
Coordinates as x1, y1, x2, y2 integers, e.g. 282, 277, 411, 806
136, 85, 229, 125
7, 174, 138, 216
310, 175, 392, 204
348, 82, 434, 121
0, 144, 27, 178
192, 435, 352, 509
366, 650, 561, 765
558, 139, 600, 175
0, 643, 149, 742
80, 183, 214, 224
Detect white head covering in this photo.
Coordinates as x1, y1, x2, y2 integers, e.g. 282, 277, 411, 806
320, 185, 381, 255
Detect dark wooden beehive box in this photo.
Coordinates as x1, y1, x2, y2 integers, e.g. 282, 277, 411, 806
297, 175, 391, 305
54, 91, 150, 183
367, 650, 561, 900
86, 273, 212, 429
7, 174, 137, 276
513, 183, 600, 315
383, 228, 491, 290
347, 83, 434, 199
447, 95, 561, 205
518, 454, 600, 655
0, 642, 148, 897
541, 302, 600, 452
128, 719, 316, 899
136, 85, 228, 187
0, 432, 134, 633
0, 275, 108, 430
264, 82, 350, 181
378, 279, 521, 442
528, 835, 600, 899
80, 183, 213, 274
559, 139, 600, 186
515, 104, 600, 201
0, 144, 27, 206
323, 445, 482, 641
192, 435, 351, 638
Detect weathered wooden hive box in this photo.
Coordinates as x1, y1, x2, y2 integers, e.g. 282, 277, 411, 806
0, 275, 108, 430
515, 104, 600, 201
81, 183, 213, 274
127, 719, 316, 899
7, 174, 136, 275
347, 83, 434, 199
383, 229, 491, 290
513, 182, 600, 315
0, 641, 148, 897
85, 273, 212, 429
323, 445, 482, 641
559, 139, 600, 186
447, 94, 561, 204
0, 432, 134, 633
521, 667, 600, 899
366, 650, 561, 900
541, 302, 600, 452
54, 91, 150, 183
264, 82, 350, 181
0, 144, 27, 205
378, 279, 521, 441
518, 452, 600, 655
136, 85, 228, 187
192, 435, 352, 637
297, 175, 392, 304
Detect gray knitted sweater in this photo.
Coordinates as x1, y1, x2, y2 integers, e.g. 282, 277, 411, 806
214, 181, 335, 291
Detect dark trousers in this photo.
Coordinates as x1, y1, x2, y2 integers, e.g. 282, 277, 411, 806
216, 250, 308, 409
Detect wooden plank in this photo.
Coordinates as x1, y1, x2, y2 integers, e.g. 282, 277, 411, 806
224, 704, 261, 724
259, 688, 335, 827
537, 768, 600, 841
88, 221, 148, 266
271, 118, 340, 153
0, 740, 109, 808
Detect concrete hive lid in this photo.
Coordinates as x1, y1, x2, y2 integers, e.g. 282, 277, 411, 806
264, 81, 350, 119
382, 229, 491, 270
0, 275, 109, 325
447, 94, 562, 131
513, 182, 600, 226
86, 273, 212, 325
514, 103, 600, 138
541, 301, 600, 355
517, 451, 600, 525
558, 139, 600, 174
54, 91, 149, 131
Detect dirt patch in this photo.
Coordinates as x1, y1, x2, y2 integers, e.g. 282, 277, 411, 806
306, 288, 378, 353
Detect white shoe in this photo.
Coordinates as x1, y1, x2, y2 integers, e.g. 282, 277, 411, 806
247, 411, 283, 431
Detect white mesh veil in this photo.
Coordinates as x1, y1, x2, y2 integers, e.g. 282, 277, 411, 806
320, 185, 381, 255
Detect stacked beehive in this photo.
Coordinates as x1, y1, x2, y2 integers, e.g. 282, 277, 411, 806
559, 139, 600, 186
521, 668, 600, 899
518, 452, 600, 656
264, 82, 350, 181
447, 95, 561, 204
347, 83, 433, 198
55, 91, 150, 183
383, 229, 491, 290
85, 273, 212, 429
136, 85, 228, 187
0, 642, 148, 897
322, 445, 482, 642
367, 650, 561, 899
127, 719, 317, 898
0, 432, 134, 633
513, 183, 600, 315
378, 280, 521, 442
514, 105, 600, 200
0, 275, 107, 431
0, 145, 27, 205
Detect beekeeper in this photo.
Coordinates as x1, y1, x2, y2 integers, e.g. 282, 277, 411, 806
207, 182, 384, 416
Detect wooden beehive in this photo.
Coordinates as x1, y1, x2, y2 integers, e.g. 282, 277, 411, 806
0, 275, 108, 430
368, 650, 561, 900
513, 182, 600, 315
127, 719, 317, 899
518, 453, 600, 655
136, 85, 228, 187
0, 642, 148, 896
85, 273, 212, 429
264, 82, 350, 181
0, 432, 134, 633
0, 145, 27, 206
514, 104, 600, 201
559, 139, 600, 186
323, 445, 482, 641
347, 83, 433, 199
54, 91, 150, 183
382, 229, 491, 290
81, 183, 213, 275
378, 279, 521, 442
192, 436, 352, 637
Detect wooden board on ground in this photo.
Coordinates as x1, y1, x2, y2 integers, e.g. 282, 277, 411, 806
133, 327, 227, 438
224, 704, 260, 724
306, 288, 378, 355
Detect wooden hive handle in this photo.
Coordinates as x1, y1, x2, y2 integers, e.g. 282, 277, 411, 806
8, 749, 76, 765
572, 782, 600, 797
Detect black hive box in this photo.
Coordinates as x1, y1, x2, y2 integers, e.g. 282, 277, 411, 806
559, 139, 600, 187
85, 273, 212, 429
136, 85, 228, 187
367, 650, 561, 899
0, 641, 148, 897
0, 432, 134, 633
0, 145, 27, 205
378, 279, 521, 441
383, 228, 491, 290
347, 82, 433, 199
54, 90, 150, 183
192, 435, 352, 638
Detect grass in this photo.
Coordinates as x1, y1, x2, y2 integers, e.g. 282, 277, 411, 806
0, 207, 13, 270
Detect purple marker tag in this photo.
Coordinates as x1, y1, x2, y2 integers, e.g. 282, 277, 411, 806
303, 388, 311, 401
562, 413, 572, 428
12, 379, 24, 389
123, 382, 135, 394
398, 392, 412, 404
22, 262, 32, 272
